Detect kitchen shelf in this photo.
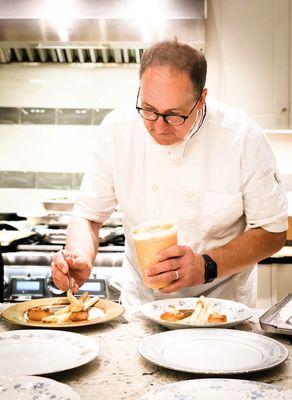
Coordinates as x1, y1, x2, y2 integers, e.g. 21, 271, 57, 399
264, 129, 292, 135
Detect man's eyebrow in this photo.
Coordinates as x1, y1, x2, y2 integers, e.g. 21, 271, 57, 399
141, 101, 183, 113
141, 101, 157, 110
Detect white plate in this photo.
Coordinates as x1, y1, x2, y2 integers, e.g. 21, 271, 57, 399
138, 328, 288, 374
138, 379, 292, 400
0, 374, 80, 400
2, 297, 124, 328
140, 297, 252, 329
0, 330, 99, 375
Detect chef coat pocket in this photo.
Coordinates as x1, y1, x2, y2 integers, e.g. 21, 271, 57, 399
201, 191, 243, 237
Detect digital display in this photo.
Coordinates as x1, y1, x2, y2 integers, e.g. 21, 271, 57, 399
16, 281, 40, 291
79, 282, 102, 291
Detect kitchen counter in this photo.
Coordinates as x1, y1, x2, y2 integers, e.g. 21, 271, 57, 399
259, 246, 292, 264
0, 307, 292, 399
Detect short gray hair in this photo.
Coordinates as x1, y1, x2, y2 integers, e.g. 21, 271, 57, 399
139, 39, 207, 96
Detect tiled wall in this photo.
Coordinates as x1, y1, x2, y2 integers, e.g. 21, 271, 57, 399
0, 65, 140, 213
0, 107, 111, 125
0, 171, 83, 190
1, 0, 292, 212
0, 62, 292, 213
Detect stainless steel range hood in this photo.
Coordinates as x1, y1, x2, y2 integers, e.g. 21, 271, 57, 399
0, 0, 206, 64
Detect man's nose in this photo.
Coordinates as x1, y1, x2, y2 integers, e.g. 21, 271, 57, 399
154, 115, 169, 131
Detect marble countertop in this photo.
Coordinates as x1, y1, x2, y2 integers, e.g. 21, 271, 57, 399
0, 307, 292, 400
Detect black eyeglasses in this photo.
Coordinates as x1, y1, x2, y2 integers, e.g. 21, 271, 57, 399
136, 87, 201, 126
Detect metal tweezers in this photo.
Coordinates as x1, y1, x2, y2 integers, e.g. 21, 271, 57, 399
62, 250, 72, 291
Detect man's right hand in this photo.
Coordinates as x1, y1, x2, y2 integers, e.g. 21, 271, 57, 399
51, 250, 92, 292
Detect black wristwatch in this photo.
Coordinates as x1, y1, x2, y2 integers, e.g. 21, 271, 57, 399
202, 254, 217, 284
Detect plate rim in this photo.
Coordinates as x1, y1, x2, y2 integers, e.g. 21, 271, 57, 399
0, 374, 81, 400
0, 329, 100, 375
137, 328, 289, 375
137, 378, 292, 399
140, 297, 253, 329
1, 297, 125, 328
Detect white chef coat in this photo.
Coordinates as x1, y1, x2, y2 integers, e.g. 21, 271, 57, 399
74, 97, 288, 308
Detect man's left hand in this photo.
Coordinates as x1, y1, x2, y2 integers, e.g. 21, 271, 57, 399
146, 245, 205, 293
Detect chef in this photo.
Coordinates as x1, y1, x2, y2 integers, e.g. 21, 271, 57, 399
51, 39, 287, 308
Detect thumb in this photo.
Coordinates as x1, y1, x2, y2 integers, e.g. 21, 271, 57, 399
65, 255, 87, 271
65, 256, 74, 266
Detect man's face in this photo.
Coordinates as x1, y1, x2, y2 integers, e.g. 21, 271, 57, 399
139, 65, 206, 146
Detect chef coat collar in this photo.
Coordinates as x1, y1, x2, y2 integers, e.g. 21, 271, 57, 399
153, 104, 207, 164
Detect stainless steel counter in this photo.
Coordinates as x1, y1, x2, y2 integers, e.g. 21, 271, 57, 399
0, 308, 291, 399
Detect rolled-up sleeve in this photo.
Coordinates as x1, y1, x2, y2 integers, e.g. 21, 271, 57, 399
241, 122, 288, 232
73, 115, 117, 223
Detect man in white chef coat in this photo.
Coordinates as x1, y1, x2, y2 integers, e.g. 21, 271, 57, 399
51, 39, 287, 307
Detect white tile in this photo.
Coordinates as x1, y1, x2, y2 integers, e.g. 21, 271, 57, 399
0, 188, 76, 213
92, 65, 139, 108
0, 125, 95, 172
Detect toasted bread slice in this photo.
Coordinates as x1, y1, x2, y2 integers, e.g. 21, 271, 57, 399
27, 306, 52, 321
208, 312, 227, 323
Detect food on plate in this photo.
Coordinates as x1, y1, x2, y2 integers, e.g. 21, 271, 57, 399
207, 312, 227, 323
70, 310, 89, 322
27, 290, 101, 324
27, 306, 53, 321
160, 307, 193, 322
160, 295, 227, 324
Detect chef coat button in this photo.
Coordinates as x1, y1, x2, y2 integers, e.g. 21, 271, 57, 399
152, 184, 159, 192
187, 191, 194, 198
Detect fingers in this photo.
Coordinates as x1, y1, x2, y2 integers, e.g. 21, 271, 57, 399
52, 250, 87, 273
51, 261, 79, 292
51, 261, 69, 291
147, 245, 189, 276
51, 250, 69, 274
147, 258, 179, 277
147, 269, 180, 287
51, 249, 92, 293
66, 255, 90, 271
156, 245, 186, 262
160, 279, 182, 294
51, 250, 80, 291
62, 249, 79, 258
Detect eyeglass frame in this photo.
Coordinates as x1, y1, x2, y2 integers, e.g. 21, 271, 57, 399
135, 87, 202, 126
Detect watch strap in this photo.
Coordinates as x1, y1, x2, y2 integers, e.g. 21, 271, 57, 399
202, 254, 217, 284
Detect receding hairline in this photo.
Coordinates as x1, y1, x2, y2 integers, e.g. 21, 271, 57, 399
139, 39, 207, 96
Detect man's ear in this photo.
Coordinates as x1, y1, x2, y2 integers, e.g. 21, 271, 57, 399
198, 88, 208, 110
201, 88, 208, 101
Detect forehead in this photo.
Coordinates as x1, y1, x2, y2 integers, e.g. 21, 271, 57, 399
140, 65, 195, 107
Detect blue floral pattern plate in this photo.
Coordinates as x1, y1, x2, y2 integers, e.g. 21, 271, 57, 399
140, 297, 252, 329
0, 330, 99, 375
138, 328, 288, 374
0, 375, 80, 400
138, 379, 292, 400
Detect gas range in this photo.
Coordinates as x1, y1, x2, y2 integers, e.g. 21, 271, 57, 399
2, 219, 125, 302
3, 247, 124, 302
